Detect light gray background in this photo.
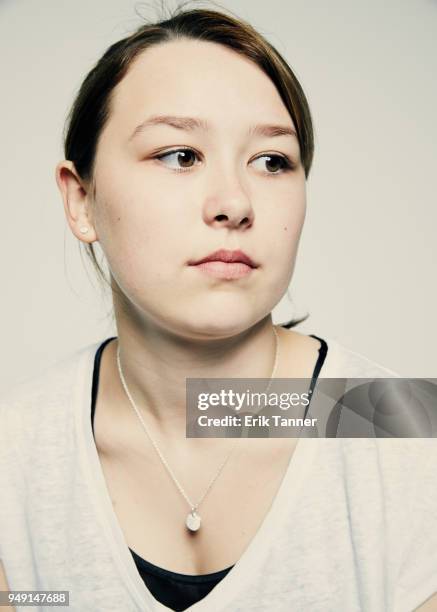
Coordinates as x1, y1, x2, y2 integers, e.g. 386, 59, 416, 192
1, 0, 436, 393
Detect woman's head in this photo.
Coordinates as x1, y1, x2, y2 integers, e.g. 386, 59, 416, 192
56, 4, 314, 339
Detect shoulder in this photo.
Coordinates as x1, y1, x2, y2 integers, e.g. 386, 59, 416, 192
278, 327, 399, 377
318, 336, 400, 378
0, 340, 100, 443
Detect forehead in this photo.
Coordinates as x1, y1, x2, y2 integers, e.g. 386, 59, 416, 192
107, 38, 294, 135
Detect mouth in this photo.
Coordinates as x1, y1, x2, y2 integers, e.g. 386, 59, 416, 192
188, 249, 259, 280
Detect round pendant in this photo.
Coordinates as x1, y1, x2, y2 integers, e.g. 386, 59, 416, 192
186, 510, 201, 532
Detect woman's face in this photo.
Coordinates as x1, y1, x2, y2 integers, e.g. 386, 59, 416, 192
91, 39, 307, 339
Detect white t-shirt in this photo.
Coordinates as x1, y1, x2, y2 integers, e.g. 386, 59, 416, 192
0, 336, 436, 612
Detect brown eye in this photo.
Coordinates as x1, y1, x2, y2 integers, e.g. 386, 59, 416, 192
155, 148, 199, 172
251, 154, 294, 175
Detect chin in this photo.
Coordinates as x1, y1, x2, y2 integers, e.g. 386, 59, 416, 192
189, 318, 252, 339
165, 311, 260, 341
193, 313, 275, 340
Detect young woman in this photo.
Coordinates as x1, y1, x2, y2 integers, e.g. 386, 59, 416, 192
1, 5, 436, 612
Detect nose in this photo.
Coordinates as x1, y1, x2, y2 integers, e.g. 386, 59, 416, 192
201, 170, 254, 230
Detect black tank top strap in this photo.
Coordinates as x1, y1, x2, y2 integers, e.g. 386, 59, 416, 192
307, 334, 328, 395
91, 336, 116, 437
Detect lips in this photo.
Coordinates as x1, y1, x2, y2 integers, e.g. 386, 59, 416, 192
188, 249, 258, 268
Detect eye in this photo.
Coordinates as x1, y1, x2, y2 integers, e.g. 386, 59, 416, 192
154, 148, 200, 173
251, 154, 295, 175
152, 148, 296, 175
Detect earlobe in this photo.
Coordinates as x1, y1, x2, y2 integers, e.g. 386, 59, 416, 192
55, 160, 98, 243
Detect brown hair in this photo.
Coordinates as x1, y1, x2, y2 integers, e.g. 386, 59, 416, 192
62, 1, 313, 328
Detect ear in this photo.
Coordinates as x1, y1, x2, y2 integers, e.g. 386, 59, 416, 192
55, 160, 98, 243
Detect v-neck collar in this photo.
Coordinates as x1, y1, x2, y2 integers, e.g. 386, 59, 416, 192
75, 341, 323, 611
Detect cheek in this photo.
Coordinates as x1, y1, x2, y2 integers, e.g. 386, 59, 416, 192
283, 205, 306, 258
95, 159, 183, 244
267, 183, 306, 259
93, 185, 183, 289
102, 218, 179, 289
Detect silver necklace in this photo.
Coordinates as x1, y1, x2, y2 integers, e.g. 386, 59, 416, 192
116, 325, 280, 532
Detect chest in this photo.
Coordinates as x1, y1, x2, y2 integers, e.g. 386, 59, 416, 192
96, 437, 298, 575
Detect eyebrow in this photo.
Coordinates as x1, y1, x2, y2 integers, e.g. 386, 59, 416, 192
128, 114, 298, 142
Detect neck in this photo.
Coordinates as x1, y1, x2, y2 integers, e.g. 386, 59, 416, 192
108, 310, 279, 437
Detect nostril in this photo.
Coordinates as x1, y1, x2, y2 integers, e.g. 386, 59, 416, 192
240, 217, 252, 227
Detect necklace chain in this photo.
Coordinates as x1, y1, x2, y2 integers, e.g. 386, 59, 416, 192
116, 325, 280, 524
